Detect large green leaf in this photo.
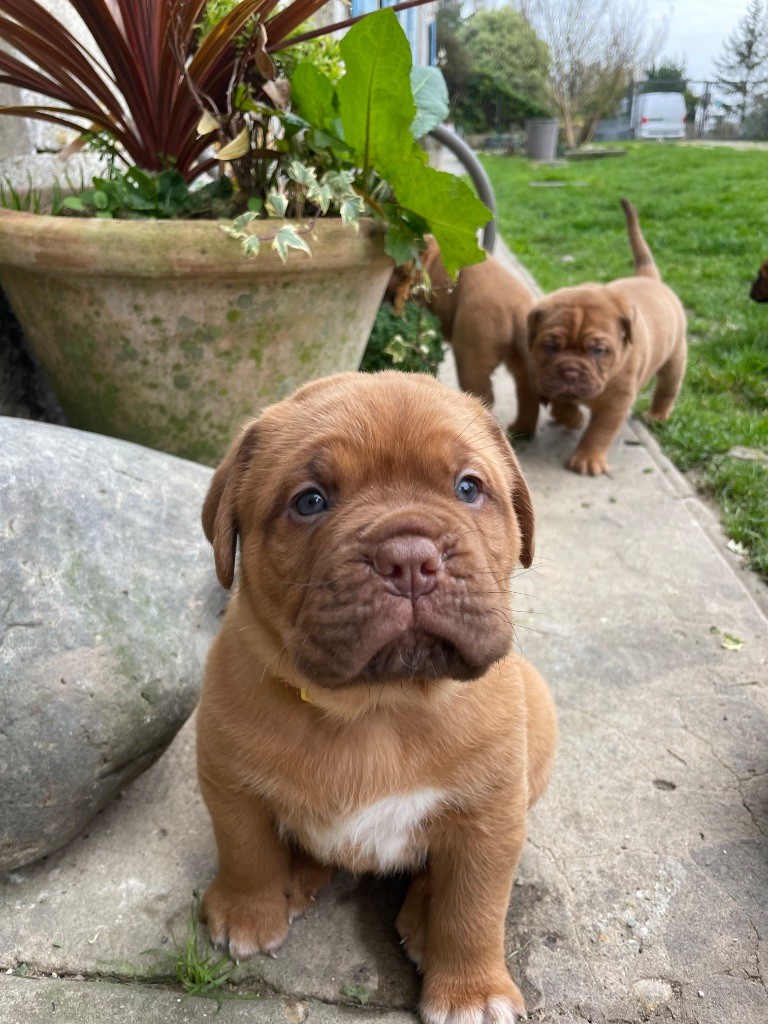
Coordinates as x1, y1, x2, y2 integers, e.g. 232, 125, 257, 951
391, 164, 491, 276
337, 8, 415, 180
410, 66, 449, 139
290, 63, 336, 133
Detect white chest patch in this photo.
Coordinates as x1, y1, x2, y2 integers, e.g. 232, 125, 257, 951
301, 788, 448, 872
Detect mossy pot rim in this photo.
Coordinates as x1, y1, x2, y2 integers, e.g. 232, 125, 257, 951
0, 209, 390, 277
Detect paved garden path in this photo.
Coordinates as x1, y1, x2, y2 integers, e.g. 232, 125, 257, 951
1, 234, 767, 1024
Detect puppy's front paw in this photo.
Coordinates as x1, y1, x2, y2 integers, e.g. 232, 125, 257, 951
550, 400, 584, 430
420, 971, 525, 1024
201, 876, 290, 960
643, 406, 671, 424
508, 416, 537, 440
567, 449, 610, 476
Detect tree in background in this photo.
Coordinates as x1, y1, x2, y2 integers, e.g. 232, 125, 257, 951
521, 0, 667, 147
714, 0, 768, 127
461, 6, 549, 107
437, 2, 551, 134
435, 0, 472, 108
740, 93, 768, 137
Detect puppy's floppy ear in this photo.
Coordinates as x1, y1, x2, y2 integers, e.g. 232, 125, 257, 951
508, 448, 535, 569
202, 421, 260, 589
611, 294, 634, 345
488, 421, 535, 568
526, 307, 544, 347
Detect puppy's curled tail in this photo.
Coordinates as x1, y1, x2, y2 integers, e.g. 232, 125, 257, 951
620, 198, 660, 280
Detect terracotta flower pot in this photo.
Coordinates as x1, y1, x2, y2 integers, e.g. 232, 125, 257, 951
0, 212, 392, 464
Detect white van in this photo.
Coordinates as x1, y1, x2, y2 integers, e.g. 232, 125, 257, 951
631, 92, 686, 139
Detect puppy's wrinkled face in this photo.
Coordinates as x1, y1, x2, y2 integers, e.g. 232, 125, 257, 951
528, 294, 632, 403
204, 372, 534, 690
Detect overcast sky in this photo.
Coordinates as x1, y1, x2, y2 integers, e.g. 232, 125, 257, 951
643, 1, 745, 83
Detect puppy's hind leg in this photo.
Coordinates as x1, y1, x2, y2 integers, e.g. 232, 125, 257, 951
506, 349, 540, 438
522, 662, 558, 810
451, 310, 500, 407
288, 848, 333, 920
396, 872, 430, 971
646, 342, 686, 423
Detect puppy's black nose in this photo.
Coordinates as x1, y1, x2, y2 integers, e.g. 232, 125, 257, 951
372, 536, 442, 599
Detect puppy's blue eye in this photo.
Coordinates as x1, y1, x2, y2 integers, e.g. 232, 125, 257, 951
294, 489, 328, 516
455, 476, 481, 504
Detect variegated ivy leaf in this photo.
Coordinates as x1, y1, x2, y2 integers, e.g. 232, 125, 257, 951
265, 191, 289, 218
231, 211, 259, 233
340, 196, 365, 230
307, 180, 333, 214
287, 161, 317, 186
242, 234, 261, 257
272, 226, 312, 262
384, 335, 408, 364
323, 169, 356, 200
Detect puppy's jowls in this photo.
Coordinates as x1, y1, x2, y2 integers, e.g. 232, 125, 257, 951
526, 199, 687, 475
197, 372, 557, 1024
389, 237, 539, 435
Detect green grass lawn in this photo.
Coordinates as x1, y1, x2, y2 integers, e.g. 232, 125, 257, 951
482, 142, 768, 579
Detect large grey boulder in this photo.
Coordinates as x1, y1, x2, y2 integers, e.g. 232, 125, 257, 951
0, 417, 224, 870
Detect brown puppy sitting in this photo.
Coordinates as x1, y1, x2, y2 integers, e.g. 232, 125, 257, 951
749, 260, 768, 301
391, 237, 539, 436
527, 199, 687, 475
197, 371, 557, 1024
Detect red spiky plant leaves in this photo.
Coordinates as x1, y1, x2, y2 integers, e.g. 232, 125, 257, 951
0, 0, 355, 179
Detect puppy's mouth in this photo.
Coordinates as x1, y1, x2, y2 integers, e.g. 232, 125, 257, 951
539, 370, 603, 402
359, 626, 484, 683
289, 582, 510, 688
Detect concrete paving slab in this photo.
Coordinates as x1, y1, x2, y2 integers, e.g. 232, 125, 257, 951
2, 388, 765, 1022
1, 221, 766, 1021
0, 975, 416, 1024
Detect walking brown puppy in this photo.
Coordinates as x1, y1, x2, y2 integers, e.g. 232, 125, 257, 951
392, 237, 540, 436
526, 199, 687, 475
197, 371, 557, 1024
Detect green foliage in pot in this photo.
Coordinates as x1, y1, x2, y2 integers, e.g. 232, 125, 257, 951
0, 0, 491, 272
361, 302, 445, 376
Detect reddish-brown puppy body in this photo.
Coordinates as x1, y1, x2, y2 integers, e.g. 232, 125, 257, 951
197, 372, 557, 1024
527, 199, 687, 475
391, 237, 539, 435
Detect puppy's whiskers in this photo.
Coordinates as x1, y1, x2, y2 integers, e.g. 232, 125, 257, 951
451, 409, 485, 445
281, 579, 334, 590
